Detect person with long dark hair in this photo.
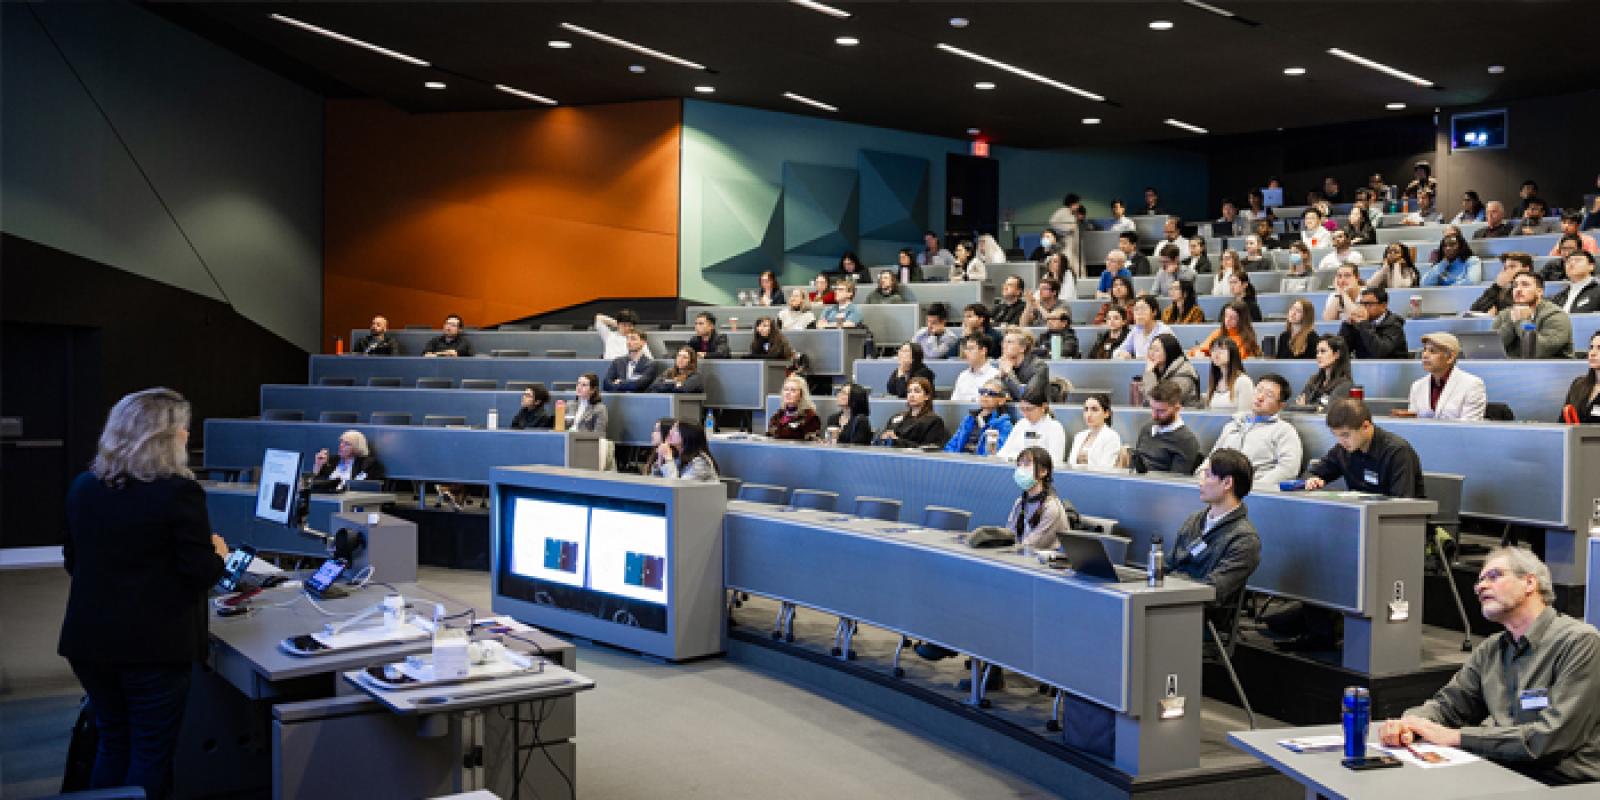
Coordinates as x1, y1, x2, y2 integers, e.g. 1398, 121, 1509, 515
59, 388, 230, 799
1094, 275, 1137, 325
895, 248, 924, 285
834, 251, 872, 285
1228, 271, 1264, 322
1008, 446, 1080, 552
1087, 305, 1131, 359
756, 270, 783, 306
1067, 393, 1122, 469
1192, 300, 1261, 359
653, 420, 719, 481
1144, 333, 1202, 407
886, 342, 935, 399
1162, 279, 1205, 325
825, 383, 874, 444
573, 372, 608, 432
1422, 234, 1483, 286
1205, 337, 1254, 415
649, 346, 705, 393
1561, 332, 1600, 423
749, 316, 794, 360
877, 377, 947, 447
641, 417, 678, 475
510, 385, 555, 429
1368, 242, 1421, 290
1295, 336, 1354, 409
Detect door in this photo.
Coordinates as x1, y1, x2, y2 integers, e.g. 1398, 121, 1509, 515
944, 153, 1000, 246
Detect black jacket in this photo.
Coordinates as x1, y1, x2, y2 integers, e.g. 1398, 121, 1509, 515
510, 406, 554, 430
59, 474, 224, 664
1272, 328, 1321, 359
1471, 284, 1517, 315
1088, 328, 1130, 359
879, 410, 948, 448
1035, 328, 1081, 359
355, 333, 396, 355
687, 333, 731, 359
1127, 254, 1153, 276
1471, 222, 1515, 239
1167, 503, 1262, 624
648, 370, 705, 393
1552, 280, 1600, 315
1564, 377, 1600, 424
825, 412, 875, 445
424, 334, 473, 357
992, 298, 1027, 327
604, 354, 659, 393
1339, 313, 1408, 359
886, 364, 935, 399
1308, 426, 1425, 498
314, 455, 385, 485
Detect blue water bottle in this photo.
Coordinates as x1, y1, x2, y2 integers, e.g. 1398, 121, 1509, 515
1342, 687, 1371, 758
705, 409, 716, 434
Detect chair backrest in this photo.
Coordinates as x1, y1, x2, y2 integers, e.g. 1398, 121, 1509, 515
367, 377, 403, 387
347, 479, 385, 493
1485, 402, 1514, 421
370, 412, 412, 426
404, 324, 432, 330
491, 349, 531, 358
262, 409, 304, 422
504, 381, 546, 393
317, 411, 359, 424
539, 324, 572, 331
416, 378, 454, 389
789, 489, 839, 511
318, 377, 356, 387
921, 505, 972, 532
551, 381, 578, 392
738, 483, 789, 504
854, 496, 902, 522
1423, 472, 1464, 529
497, 324, 531, 331
545, 349, 578, 359
424, 415, 468, 427
719, 477, 743, 500
460, 379, 499, 390
1075, 514, 1118, 535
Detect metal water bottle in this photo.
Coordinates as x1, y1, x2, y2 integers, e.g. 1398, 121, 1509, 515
1342, 687, 1371, 758
1520, 322, 1538, 359
1147, 536, 1164, 587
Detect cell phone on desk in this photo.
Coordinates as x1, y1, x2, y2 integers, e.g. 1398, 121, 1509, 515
304, 557, 350, 599
217, 545, 257, 592
1341, 755, 1402, 770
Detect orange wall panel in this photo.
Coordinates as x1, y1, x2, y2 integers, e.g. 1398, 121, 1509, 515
324, 99, 681, 346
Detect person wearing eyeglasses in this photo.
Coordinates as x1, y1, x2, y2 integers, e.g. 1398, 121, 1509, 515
949, 335, 999, 404
1338, 287, 1409, 359
943, 379, 1014, 456
995, 372, 1066, 464
1380, 548, 1600, 785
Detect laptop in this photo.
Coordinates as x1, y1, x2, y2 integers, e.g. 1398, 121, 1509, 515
1055, 532, 1144, 583
1455, 330, 1507, 360
1261, 187, 1284, 208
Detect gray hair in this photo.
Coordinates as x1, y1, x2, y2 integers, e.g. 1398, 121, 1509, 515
1106, 250, 1127, 266
92, 388, 193, 485
339, 429, 370, 458
1484, 546, 1555, 604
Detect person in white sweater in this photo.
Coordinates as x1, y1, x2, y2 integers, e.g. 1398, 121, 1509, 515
997, 378, 1066, 463
1066, 393, 1123, 470
1198, 374, 1304, 487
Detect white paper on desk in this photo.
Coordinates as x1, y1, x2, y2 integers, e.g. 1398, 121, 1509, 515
311, 621, 430, 650
1278, 735, 1345, 753
1379, 743, 1482, 768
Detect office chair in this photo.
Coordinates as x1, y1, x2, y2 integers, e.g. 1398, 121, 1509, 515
262, 409, 304, 422
789, 489, 838, 511
318, 377, 356, 387
1425, 472, 1473, 652
459, 379, 499, 390
366, 377, 402, 387
920, 506, 971, 532
317, 411, 359, 424
853, 497, 902, 522
415, 378, 454, 389
424, 415, 467, 427
370, 412, 411, 426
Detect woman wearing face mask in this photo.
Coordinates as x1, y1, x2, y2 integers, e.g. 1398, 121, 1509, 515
943, 379, 1014, 456
1295, 335, 1354, 409
648, 346, 705, 393
749, 316, 794, 360
1286, 241, 1314, 278
1087, 305, 1131, 359
1067, 393, 1122, 470
1367, 243, 1420, 290
1203, 337, 1254, 415
876, 377, 947, 448
767, 376, 822, 440
825, 383, 874, 444
1143, 333, 1203, 407
895, 248, 924, 285
1008, 447, 1080, 553
865, 271, 904, 304
652, 420, 720, 481
996, 379, 1066, 463
886, 342, 935, 399
779, 289, 816, 331
1272, 299, 1321, 359
1030, 231, 1059, 261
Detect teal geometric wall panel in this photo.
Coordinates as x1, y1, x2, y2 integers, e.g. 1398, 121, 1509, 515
858, 150, 928, 242
782, 162, 858, 257
699, 174, 783, 274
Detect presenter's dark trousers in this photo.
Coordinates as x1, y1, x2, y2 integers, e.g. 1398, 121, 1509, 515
69, 659, 192, 800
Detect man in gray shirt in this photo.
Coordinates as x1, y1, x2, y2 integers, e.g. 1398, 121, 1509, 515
1381, 548, 1600, 784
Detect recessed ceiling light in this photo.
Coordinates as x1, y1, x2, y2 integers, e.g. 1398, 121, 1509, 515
1183, 0, 1236, 17
1164, 118, 1208, 135
1487, 65, 1505, 74
966, 127, 980, 136
936, 43, 1104, 102
495, 84, 557, 105
1149, 20, 1174, 31
548, 40, 571, 49
1386, 102, 1407, 111
424, 81, 446, 90
1326, 48, 1433, 87
268, 14, 429, 66
1283, 67, 1306, 76
949, 17, 969, 28
835, 36, 859, 46
791, 0, 850, 18
1082, 118, 1101, 125
974, 81, 995, 90
694, 85, 716, 94
559, 23, 705, 70
783, 92, 838, 112
630, 65, 646, 73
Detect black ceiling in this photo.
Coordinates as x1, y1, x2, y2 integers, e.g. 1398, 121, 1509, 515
150, 1, 1600, 149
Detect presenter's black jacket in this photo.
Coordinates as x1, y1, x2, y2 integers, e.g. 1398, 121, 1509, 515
314, 455, 385, 484
510, 406, 554, 430
355, 333, 396, 355
824, 412, 875, 445
59, 473, 224, 665
1307, 426, 1425, 498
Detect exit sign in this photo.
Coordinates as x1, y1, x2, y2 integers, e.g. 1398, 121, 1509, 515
970, 140, 989, 157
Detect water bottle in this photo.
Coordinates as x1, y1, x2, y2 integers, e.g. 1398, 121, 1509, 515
1520, 321, 1538, 359
1342, 687, 1371, 758
1279, 480, 1307, 492
1147, 536, 1164, 587
1350, 384, 1365, 400
486, 407, 499, 430
863, 331, 875, 359
705, 409, 717, 434
984, 427, 999, 456
1408, 295, 1422, 319
554, 399, 567, 431
1049, 333, 1062, 360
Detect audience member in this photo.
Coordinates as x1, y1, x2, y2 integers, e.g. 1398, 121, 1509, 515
1554, 252, 1599, 314
1474, 201, 1514, 239
641, 417, 678, 476
1511, 180, 1540, 218
596, 309, 649, 359
1241, 189, 1273, 227
1115, 295, 1173, 360
865, 271, 904, 305
1495, 272, 1574, 359
996, 330, 1044, 401
1088, 306, 1131, 359
1229, 271, 1264, 322
1204, 337, 1254, 415
1318, 229, 1365, 270
826, 384, 875, 444
510, 386, 554, 429
1007, 446, 1080, 554
950, 240, 986, 282
1340, 287, 1408, 358
1586, 174, 1600, 230
1033, 306, 1080, 359
992, 275, 1029, 326
355, 315, 396, 355
996, 375, 1066, 463
1200, 375, 1303, 486
1095, 275, 1136, 324
1097, 250, 1134, 297
756, 270, 783, 306
1380, 548, 1600, 785
779, 289, 816, 331
1192, 300, 1261, 359
1184, 237, 1214, 275
1368, 243, 1421, 290
808, 273, 836, 306
572, 373, 608, 433
1452, 190, 1487, 224
1047, 193, 1081, 259
1144, 333, 1202, 407
687, 311, 731, 358
768, 376, 822, 440
1242, 235, 1271, 271
311, 429, 384, 489
1159, 216, 1190, 262
1548, 236, 1585, 281
918, 231, 954, 269
1153, 244, 1196, 297
749, 317, 794, 360
602, 330, 658, 392
1296, 335, 1355, 409
424, 314, 474, 357
1164, 449, 1263, 630
912, 303, 959, 359
818, 279, 864, 329
1424, 234, 1484, 286
1304, 399, 1424, 496
1120, 231, 1153, 276
653, 420, 720, 481
1300, 208, 1333, 248
1553, 212, 1599, 256
1471, 252, 1532, 315
1404, 333, 1486, 421
1129, 380, 1201, 475
1343, 205, 1377, 246
895, 248, 924, 285
886, 342, 936, 399
1067, 393, 1122, 470
1561, 332, 1600, 423
977, 233, 1009, 267
1212, 250, 1244, 296
648, 346, 705, 393
1286, 241, 1314, 278
1253, 219, 1285, 252
1020, 278, 1067, 326
833, 251, 872, 284
962, 303, 1002, 357
943, 379, 1014, 456
1517, 198, 1557, 236
1141, 186, 1165, 215
1029, 229, 1059, 261
1273, 299, 1321, 359
1400, 189, 1440, 226
1403, 161, 1438, 199
950, 335, 999, 404
1214, 201, 1242, 238
877, 377, 947, 448
1321, 176, 1344, 204
1323, 263, 1365, 322
1163, 279, 1205, 325
1107, 199, 1137, 233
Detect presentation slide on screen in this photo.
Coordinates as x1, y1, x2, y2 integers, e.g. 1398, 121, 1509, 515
254, 449, 301, 524
510, 498, 590, 588
587, 508, 669, 604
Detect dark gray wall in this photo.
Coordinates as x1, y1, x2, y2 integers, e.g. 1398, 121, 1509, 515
1430, 89, 1600, 214
1201, 115, 1436, 212
1, 0, 324, 351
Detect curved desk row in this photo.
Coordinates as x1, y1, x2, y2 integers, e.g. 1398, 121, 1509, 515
708, 435, 1435, 676
724, 500, 1213, 776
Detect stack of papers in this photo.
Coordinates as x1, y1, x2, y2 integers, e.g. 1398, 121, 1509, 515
1379, 743, 1481, 769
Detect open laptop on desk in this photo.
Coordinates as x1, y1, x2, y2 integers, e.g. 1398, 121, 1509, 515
1055, 532, 1145, 583
1455, 330, 1506, 359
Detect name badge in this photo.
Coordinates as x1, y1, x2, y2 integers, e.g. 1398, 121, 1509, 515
1520, 688, 1550, 711
891, 415, 904, 425
1188, 540, 1208, 557
1025, 431, 1039, 439
1363, 469, 1380, 487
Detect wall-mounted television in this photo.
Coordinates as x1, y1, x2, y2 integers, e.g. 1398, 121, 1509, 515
1451, 110, 1508, 152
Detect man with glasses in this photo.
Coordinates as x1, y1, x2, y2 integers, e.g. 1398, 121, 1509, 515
950, 335, 999, 404
1338, 287, 1409, 359
1023, 278, 1068, 325
1381, 548, 1600, 785
1033, 308, 1081, 359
